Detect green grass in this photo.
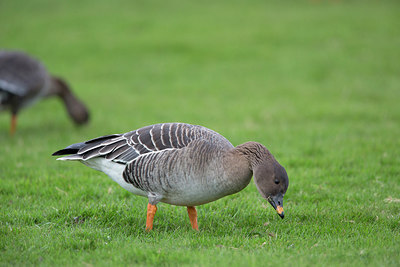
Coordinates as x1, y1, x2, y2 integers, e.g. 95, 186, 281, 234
1, 0, 400, 266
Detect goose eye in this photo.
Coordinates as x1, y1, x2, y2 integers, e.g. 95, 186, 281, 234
274, 179, 280, 185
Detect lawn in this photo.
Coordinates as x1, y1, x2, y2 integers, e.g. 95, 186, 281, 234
1, 0, 400, 266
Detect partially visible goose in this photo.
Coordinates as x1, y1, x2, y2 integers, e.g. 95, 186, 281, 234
52, 123, 289, 231
0, 50, 89, 135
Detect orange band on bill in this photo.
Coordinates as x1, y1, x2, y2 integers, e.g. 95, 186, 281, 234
276, 206, 284, 215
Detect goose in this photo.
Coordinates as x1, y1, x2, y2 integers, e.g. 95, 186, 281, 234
52, 123, 289, 231
0, 50, 89, 135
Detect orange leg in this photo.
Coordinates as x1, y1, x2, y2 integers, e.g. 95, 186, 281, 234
187, 206, 199, 231
10, 114, 17, 136
146, 203, 157, 231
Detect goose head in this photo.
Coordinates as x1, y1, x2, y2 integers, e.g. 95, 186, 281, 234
50, 77, 90, 125
236, 141, 289, 219
253, 159, 289, 219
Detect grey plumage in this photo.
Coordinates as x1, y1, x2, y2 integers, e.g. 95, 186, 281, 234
53, 123, 289, 227
0, 51, 48, 112
0, 50, 89, 134
54, 123, 228, 163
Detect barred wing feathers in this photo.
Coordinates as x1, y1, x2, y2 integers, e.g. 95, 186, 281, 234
53, 123, 231, 165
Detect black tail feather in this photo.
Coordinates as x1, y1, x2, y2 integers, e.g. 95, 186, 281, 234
52, 142, 86, 156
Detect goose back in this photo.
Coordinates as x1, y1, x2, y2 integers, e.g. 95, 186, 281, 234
0, 51, 50, 112
55, 123, 233, 163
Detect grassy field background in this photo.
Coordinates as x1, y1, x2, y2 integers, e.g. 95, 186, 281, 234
1, 0, 399, 266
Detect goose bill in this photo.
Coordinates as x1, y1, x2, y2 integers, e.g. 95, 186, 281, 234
267, 195, 285, 219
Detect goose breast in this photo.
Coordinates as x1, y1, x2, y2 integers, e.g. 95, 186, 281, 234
124, 137, 252, 206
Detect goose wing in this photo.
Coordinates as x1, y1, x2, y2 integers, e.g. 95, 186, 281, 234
53, 123, 231, 164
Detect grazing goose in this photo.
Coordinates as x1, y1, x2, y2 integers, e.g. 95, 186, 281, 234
52, 123, 289, 231
0, 50, 89, 135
